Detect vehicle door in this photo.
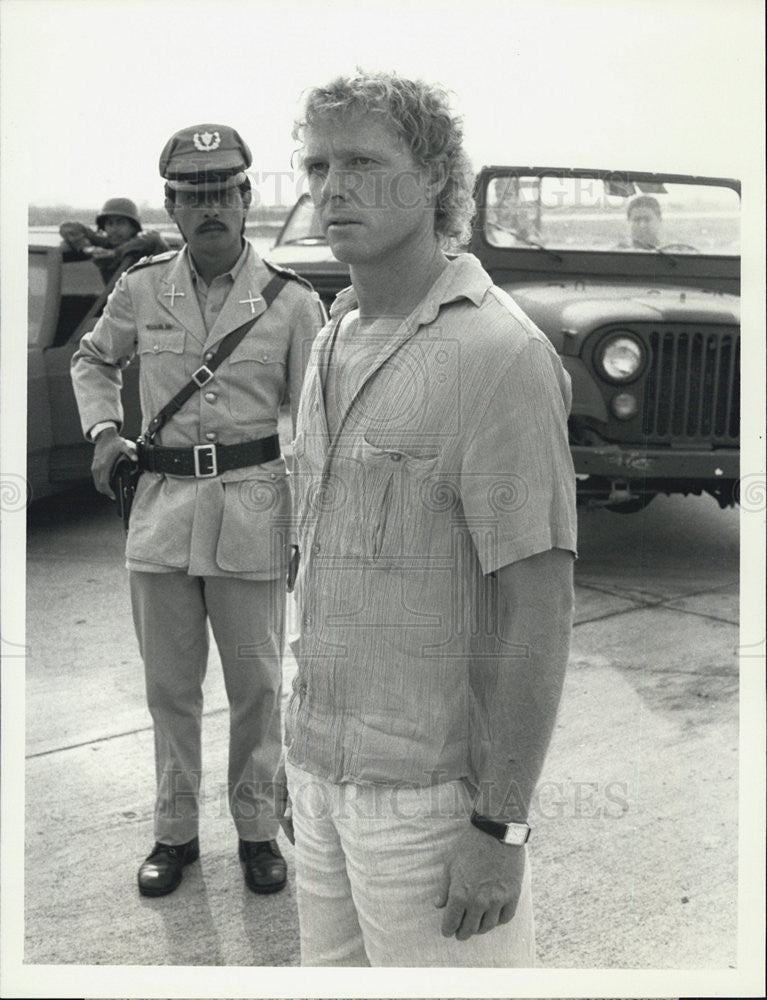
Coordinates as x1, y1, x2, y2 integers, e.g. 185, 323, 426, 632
42, 252, 109, 485
28, 245, 143, 496
27, 247, 60, 495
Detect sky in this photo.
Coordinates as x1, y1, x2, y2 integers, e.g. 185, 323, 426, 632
1, 0, 764, 210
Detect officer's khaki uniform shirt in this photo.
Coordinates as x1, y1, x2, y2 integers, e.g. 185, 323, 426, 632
71, 242, 324, 579
286, 253, 577, 786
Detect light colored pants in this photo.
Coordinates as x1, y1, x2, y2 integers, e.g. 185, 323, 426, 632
130, 572, 284, 844
285, 760, 535, 967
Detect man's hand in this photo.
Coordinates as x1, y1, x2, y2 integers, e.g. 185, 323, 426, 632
273, 758, 294, 845
435, 825, 526, 940
92, 426, 136, 498
59, 221, 93, 253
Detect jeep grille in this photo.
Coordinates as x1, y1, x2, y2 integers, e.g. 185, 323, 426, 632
643, 328, 739, 444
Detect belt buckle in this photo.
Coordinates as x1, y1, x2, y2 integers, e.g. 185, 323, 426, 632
192, 365, 214, 387
193, 443, 218, 478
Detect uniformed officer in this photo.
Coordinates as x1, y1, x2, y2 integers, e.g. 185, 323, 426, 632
71, 124, 325, 898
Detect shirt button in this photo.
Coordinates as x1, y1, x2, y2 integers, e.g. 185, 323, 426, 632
391, 453, 401, 462
261, 353, 270, 361
312, 541, 321, 553
204, 352, 214, 362
152, 344, 159, 353
269, 472, 277, 480
204, 391, 217, 403
303, 615, 313, 627
205, 432, 217, 442
299, 683, 308, 696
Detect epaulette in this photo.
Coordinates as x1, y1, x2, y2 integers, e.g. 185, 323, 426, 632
126, 249, 179, 273
263, 258, 317, 294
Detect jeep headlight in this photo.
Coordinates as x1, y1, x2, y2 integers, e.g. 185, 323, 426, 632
598, 334, 644, 383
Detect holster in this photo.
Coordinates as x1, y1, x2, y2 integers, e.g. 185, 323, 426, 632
109, 452, 141, 532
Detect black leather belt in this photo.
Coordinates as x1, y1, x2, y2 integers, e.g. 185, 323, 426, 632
137, 435, 280, 478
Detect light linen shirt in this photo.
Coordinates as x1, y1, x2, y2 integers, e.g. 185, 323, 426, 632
286, 254, 577, 786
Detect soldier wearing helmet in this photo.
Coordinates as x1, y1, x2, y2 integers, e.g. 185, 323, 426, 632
60, 196, 169, 284
71, 124, 326, 900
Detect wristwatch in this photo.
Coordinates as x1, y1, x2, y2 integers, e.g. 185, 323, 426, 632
470, 810, 531, 846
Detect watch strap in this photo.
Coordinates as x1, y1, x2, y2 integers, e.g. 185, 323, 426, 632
470, 810, 531, 845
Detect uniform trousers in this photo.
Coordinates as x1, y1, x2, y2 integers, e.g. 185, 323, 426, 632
285, 760, 535, 967
130, 571, 284, 845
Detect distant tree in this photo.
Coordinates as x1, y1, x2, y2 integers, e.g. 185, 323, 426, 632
29, 202, 290, 230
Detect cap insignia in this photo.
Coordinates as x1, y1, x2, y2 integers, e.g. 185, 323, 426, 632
193, 130, 221, 152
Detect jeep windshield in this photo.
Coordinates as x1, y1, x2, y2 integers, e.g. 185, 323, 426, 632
275, 193, 325, 245
482, 171, 740, 256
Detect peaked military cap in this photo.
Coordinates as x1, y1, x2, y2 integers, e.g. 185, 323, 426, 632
159, 124, 252, 190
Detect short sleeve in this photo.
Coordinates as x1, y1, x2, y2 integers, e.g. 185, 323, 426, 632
459, 338, 577, 574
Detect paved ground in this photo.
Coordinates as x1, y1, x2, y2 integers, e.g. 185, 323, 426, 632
3, 485, 760, 997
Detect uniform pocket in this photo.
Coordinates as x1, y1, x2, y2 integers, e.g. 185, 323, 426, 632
126, 474, 192, 568
137, 329, 186, 363
215, 468, 291, 575
226, 341, 286, 422
136, 329, 187, 411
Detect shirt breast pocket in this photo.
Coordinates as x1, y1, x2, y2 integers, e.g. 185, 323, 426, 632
358, 438, 439, 561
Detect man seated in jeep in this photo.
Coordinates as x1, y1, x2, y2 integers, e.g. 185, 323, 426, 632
617, 194, 663, 250
59, 197, 169, 285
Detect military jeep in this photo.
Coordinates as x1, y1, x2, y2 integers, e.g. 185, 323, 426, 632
471, 167, 740, 511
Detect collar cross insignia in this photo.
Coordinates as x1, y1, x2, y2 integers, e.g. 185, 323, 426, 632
239, 289, 262, 315
163, 284, 185, 307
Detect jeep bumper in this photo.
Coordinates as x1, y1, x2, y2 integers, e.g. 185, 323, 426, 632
570, 445, 739, 481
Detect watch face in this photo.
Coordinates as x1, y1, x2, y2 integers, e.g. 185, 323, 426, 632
502, 824, 530, 846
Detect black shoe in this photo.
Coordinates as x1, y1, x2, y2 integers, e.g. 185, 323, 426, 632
239, 838, 287, 894
137, 837, 200, 897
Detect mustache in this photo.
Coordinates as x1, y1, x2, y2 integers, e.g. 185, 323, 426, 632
196, 219, 228, 233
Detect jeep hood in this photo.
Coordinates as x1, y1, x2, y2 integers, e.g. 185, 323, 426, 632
505, 280, 740, 350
